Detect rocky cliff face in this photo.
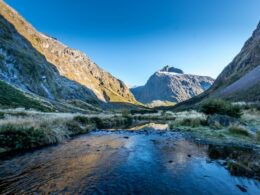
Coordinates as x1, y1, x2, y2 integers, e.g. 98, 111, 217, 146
0, 14, 99, 105
210, 21, 260, 101
0, 1, 137, 104
131, 66, 214, 104
173, 21, 260, 110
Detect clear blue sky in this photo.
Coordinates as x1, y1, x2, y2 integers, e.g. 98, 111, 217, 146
5, 0, 260, 86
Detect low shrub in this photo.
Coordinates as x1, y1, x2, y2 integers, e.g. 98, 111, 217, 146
73, 115, 92, 125
0, 124, 53, 150
200, 99, 242, 118
249, 103, 260, 111
130, 109, 157, 115
240, 102, 260, 111
175, 118, 205, 128
228, 125, 250, 136
90, 116, 132, 129
0, 112, 4, 119
90, 117, 105, 129
256, 131, 260, 141
66, 121, 87, 135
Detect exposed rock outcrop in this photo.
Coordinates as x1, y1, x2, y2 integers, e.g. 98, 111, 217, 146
175, 21, 260, 110
0, 14, 98, 105
0, 1, 137, 105
131, 66, 214, 104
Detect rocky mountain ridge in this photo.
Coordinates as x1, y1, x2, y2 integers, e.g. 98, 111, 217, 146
0, 1, 137, 105
211, 21, 260, 101
174, 21, 260, 110
131, 66, 214, 104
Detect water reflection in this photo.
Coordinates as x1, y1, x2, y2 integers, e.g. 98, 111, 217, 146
207, 145, 260, 180
0, 125, 259, 194
128, 122, 169, 131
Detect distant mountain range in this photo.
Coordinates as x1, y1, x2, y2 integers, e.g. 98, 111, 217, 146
0, 1, 138, 111
131, 65, 214, 106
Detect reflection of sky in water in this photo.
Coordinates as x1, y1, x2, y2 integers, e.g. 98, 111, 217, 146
0, 131, 259, 194
128, 123, 169, 131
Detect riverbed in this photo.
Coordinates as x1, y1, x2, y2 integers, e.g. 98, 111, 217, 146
0, 125, 259, 194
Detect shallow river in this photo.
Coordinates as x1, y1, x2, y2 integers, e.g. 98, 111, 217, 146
0, 125, 259, 194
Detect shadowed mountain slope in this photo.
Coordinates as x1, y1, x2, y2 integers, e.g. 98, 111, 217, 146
0, 1, 137, 105
173, 22, 260, 110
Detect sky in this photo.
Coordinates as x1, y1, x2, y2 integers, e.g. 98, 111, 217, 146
5, 0, 260, 86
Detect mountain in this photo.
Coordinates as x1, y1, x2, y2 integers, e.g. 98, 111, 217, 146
0, 79, 53, 111
131, 66, 214, 105
0, 1, 137, 108
210, 22, 260, 101
173, 21, 260, 110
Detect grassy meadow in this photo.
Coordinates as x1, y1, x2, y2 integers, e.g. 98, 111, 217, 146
0, 99, 259, 155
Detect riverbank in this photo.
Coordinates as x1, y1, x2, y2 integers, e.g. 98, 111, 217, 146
0, 109, 132, 155
167, 109, 260, 148
0, 130, 259, 194
0, 108, 259, 156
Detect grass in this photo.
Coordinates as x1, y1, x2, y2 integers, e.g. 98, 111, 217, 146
0, 110, 135, 154
169, 110, 207, 128
242, 109, 260, 123
0, 125, 53, 149
200, 99, 242, 118
0, 80, 53, 112
174, 118, 205, 128
0, 107, 259, 155
0, 112, 84, 153
168, 109, 260, 146
256, 131, 260, 141
0, 112, 79, 152
228, 125, 250, 137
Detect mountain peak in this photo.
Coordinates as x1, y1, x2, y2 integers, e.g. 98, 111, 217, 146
159, 65, 184, 74
131, 66, 214, 104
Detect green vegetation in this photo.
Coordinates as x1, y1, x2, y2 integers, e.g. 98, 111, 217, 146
228, 125, 250, 137
0, 112, 4, 119
0, 113, 88, 153
207, 145, 259, 179
0, 125, 52, 150
0, 105, 259, 155
130, 109, 158, 115
66, 120, 91, 135
74, 115, 129, 129
168, 108, 260, 146
0, 112, 134, 154
168, 110, 207, 129
175, 118, 205, 128
73, 115, 93, 124
242, 102, 260, 111
200, 99, 242, 118
256, 131, 260, 141
0, 80, 52, 111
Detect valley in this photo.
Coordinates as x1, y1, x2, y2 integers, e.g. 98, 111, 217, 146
0, 0, 259, 194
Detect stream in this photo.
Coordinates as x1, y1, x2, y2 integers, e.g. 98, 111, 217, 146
0, 124, 259, 194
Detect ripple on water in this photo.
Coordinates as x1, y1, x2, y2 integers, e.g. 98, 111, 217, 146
0, 130, 259, 195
